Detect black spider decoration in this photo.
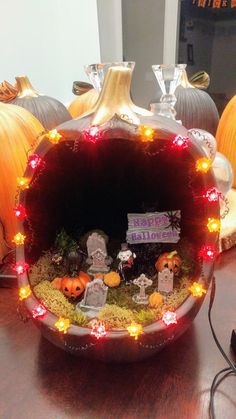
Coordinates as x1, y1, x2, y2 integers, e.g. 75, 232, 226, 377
166, 211, 181, 231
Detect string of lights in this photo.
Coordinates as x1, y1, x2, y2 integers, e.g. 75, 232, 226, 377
14, 125, 219, 344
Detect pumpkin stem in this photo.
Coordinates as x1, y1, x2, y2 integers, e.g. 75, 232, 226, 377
180, 69, 195, 89
189, 71, 210, 90
88, 66, 151, 126
167, 250, 177, 259
15, 76, 38, 98
72, 81, 93, 96
0, 81, 18, 102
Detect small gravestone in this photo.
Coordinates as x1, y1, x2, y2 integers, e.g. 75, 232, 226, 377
78, 278, 108, 318
132, 274, 153, 305
86, 232, 112, 274
158, 268, 174, 294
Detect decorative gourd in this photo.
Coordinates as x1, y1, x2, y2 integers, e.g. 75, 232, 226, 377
175, 69, 219, 135
68, 88, 99, 118
0, 102, 44, 261
104, 271, 121, 287
52, 272, 91, 299
8, 76, 71, 130
216, 95, 236, 188
0, 80, 18, 102
149, 292, 163, 308
155, 251, 182, 274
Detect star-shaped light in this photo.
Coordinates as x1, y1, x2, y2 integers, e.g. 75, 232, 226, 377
82, 126, 103, 143
138, 125, 155, 142
196, 157, 212, 173
189, 282, 207, 297
12, 232, 26, 245
13, 262, 29, 275
207, 218, 221, 233
127, 322, 143, 340
91, 321, 107, 339
17, 177, 30, 190
204, 187, 221, 203
28, 154, 42, 169
19, 285, 32, 301
13, 205, 27, 219
162, 311, 177, 326
32, 304, 47, 319
199, 245, 218, 261
55, 317, 71, 334
172, 135, 189, 149
46, 129, 62, 144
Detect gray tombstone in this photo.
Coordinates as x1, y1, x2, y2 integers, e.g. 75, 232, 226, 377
86, 232, 112, 274
78, 278, 108, 318
158, 268, 174, 294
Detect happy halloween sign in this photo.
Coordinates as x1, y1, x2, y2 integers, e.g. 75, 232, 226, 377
126, 211, 181, 244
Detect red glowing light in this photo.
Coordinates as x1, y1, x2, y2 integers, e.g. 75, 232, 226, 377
28, 154, 42, 169
203, 187, 221, 203
199, 245, 218, 261
172, 135, 189, 149
91, 321, 107, 339
13, 205, 27, 219
13, 262, 29, 275
162, 311, 177, 326
82, 126, 103, 143
32, 304, 47, 319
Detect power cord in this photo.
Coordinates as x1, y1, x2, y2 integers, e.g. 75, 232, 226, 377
208, 276, 236, 419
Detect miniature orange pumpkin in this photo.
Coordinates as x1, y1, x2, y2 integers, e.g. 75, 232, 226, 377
104, 271, 121, 287
149, 292, 163, 308
52, 272, 91, 299
155, 251, 182, 274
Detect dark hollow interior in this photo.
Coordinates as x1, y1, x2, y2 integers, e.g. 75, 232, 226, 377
24, 138, 214, 270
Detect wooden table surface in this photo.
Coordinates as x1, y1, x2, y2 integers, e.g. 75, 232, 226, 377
0, 248, 236, 419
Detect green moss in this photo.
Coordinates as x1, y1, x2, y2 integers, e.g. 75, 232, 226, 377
134, 309, 156, 325
33, 280, 75, 320
29, 251, 67, 287
106, 282, 156, 311
72, 309, 88, 326
98, 304, 134, 329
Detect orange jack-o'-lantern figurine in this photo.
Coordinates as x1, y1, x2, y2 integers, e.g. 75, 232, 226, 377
52, 272, 91, 300
155, 251, 182, 274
